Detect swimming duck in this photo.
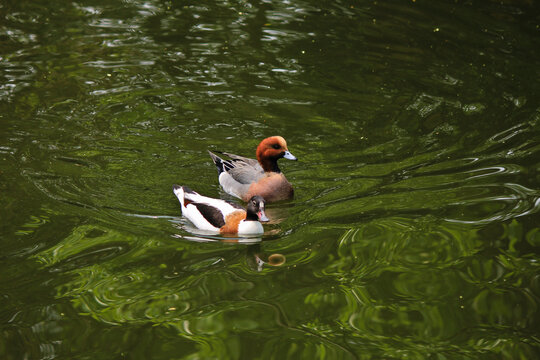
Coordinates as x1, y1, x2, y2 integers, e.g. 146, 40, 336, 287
208, 136, 297, 203
173, 185, 269, 235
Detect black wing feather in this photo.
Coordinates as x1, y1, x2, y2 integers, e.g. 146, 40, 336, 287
208, 150, 253, 174
194, 203, 226, 228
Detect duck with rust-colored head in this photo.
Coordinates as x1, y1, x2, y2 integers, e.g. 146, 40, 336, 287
208, 136, 297, 203
173, 185, 269, 235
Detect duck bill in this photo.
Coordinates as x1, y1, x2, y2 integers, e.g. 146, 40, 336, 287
257, 209, 270, 222
283, 150, 297, 161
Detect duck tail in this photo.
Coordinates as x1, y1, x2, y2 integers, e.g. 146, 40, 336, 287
172, 184, 185, 207
173, 184, 197, 194
173, 185, 199, 209
208, 150, 226, 175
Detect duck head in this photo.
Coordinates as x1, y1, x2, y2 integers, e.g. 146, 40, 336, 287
256, 136, 297, 172
245, 195, 269, 222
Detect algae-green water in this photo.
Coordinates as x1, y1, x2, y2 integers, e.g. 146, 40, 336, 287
1, 1, 539, 359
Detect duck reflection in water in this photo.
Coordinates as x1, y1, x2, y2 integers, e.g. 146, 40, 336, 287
246, 243, 286, 272
170, 232, 286, 272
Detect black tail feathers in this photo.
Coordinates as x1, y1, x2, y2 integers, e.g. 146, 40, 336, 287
208, 150, 226, 175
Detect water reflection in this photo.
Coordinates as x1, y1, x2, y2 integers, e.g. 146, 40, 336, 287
2, 0, 539, 358
170, 221, 287, 271
245, 243, 286, 271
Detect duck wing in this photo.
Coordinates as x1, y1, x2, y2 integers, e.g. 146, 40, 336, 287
208, 151, 264, 184
221, 152, 261, 168
191, 202, 226, 228
226, 161, 265, 184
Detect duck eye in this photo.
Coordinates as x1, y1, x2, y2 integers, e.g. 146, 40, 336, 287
272, 144, 280, 149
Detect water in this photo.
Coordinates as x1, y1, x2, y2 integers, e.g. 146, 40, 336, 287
1, 0, 539, 359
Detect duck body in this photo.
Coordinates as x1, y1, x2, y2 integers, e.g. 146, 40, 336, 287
173, 185, 268, 235
208, 136, 297, 203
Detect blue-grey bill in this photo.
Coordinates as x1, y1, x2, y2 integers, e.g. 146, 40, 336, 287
283, 151, 297, 160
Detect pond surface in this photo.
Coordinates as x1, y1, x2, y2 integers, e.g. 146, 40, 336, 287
1, 0, 539, 359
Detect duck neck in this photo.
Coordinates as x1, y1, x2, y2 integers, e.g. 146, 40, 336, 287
256, 146, 281, 173
245, 211, 259, 222
259, 157, 281, 173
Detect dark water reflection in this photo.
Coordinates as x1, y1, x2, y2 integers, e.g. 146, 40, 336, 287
1, 0, 540, 359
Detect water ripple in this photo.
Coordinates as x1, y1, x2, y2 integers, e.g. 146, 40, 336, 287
2, 0, 539, 358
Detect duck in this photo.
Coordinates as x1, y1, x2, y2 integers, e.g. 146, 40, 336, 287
173, 185, 269, 235
208, 136, 297, 203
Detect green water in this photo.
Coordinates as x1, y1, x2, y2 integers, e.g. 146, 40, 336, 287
1, 0, 539, 359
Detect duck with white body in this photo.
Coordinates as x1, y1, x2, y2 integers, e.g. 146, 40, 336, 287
173, 185, 269, 236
